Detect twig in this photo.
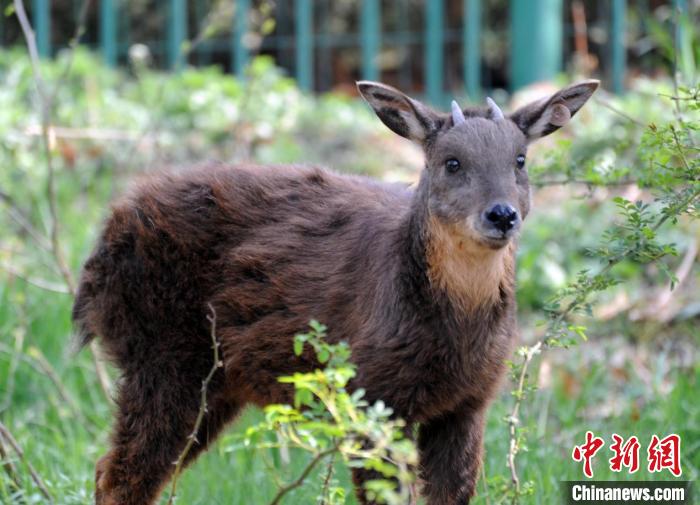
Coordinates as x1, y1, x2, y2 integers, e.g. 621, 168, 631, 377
0, 422, 53, 503
182, 0, 236, 58
633, 237, 699, 322
277, 430, 291, 466
23, 125, 158, 142
317, 448, 337, 504
0, 322, 25, 414
658, 93, 699, 102
670, 126, 693, 174
86, 342, 113, 402
0, 189, 53, 252
0, 343, 97, 433
166, 304, 223, 505
0, 261, 69, 294
593, 96, 646, 128
480, 461, 491, 505
0, 428, 24, 498
532, 178, 639, 188
13, 0, 113, 402
29, 346, 97, 430
506, 341, 541, 502
13, 1, 45, 93
49, 0, 92, 103
269, 445, 340, 505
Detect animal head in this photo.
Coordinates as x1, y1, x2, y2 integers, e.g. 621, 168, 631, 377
358, 80, 598, 250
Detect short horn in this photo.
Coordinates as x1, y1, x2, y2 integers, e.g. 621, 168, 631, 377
486, 97, 504, 120
451, 100, 466, 126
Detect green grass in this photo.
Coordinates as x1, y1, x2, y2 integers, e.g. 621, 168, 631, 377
1, 50, 698, 504
1, 272, 697, 503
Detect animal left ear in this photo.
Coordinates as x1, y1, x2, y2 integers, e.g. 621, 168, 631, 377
357, 80, 441, 144
509, 80, 599, 141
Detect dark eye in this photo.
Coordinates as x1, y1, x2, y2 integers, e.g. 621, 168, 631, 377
516, 154, 526, 169
445, 158, 461, 173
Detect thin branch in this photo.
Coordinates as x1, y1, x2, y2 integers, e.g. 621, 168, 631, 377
23, 125, 157, 142
13, 0, 45, 96
49, 0, 92, 103
269, 445, 340, 505
0, 343, 97, 433
670, 126, 693, 174
0, 325, 24, 414
0, 262, 69, 294
317, 448, 337, 505
0, 189, 53, 252
531, 178, 639, 188
658, 93, 699, 102
0, 427, 24, 499
86, 342, 113, 402
13, 0, 74, 299
593, 96, 646, 128
166, 304, 223, 505
480, 462, 491, 505
13, 0, 113, 402
0, 422, 53, 503
506, 341, 541, 502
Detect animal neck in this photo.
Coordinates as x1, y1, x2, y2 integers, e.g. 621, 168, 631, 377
401, 177, 515, 315
425, 217, 514, 313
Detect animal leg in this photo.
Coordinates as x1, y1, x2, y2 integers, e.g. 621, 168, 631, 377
418, 402, 487, 505
95, 369, 239, 505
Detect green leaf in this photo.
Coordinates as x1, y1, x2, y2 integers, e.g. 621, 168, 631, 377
317, 348, 330, 363
293, 339, 304, 356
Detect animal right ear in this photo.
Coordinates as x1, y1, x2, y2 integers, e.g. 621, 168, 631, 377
357, 81, 441, 144
509, 80, 599, 141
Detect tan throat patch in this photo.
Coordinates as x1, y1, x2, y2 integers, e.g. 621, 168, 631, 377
426, 216, 514, 313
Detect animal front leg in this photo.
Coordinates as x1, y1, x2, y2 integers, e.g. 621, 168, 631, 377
418, 404, 486, 505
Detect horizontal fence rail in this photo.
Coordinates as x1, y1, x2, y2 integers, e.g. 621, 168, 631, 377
13, 0, 692, 104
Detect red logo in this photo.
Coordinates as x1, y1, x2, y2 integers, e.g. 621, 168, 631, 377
572, 431, 605, 478
609, 434, 640, 473
572, 432, 682, 478
647, 434, 682, 477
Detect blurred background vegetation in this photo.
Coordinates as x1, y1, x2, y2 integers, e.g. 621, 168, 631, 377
0, 0, 698, 504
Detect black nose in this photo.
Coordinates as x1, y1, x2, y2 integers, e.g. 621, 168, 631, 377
485, 204, 519, 233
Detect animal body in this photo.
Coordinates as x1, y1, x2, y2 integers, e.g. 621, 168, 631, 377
73, 80, 597, 505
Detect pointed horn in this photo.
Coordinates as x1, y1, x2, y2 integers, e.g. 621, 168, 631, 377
451, 100, 466, 126
486, 97, 504, 120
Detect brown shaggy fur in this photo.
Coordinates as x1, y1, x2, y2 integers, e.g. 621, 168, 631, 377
73, 80, 597, 505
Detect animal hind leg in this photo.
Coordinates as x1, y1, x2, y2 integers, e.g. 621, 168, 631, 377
95, 368, 239, 505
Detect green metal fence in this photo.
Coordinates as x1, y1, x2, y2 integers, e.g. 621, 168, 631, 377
9, 0, 693, 105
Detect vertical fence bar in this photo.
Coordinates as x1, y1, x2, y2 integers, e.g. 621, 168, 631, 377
425, 0, 444, 105
232, 0, 250, 76
674, 0, 687, 53
361, 0, 380, 81
511, 0, 562, 90
610, 0, 626, 94
318, 1, 331, 90
168, 0, 187, 70
463, 0, 481, 99
100, 0, 117, 66
32, 0, 50, 57
398, 0, 411, 91
295, 0, 313, 91
674, 0, 693, 82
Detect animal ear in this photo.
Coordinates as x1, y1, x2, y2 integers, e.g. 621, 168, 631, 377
509, 80, 599, 141
357, 81, 441, 143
